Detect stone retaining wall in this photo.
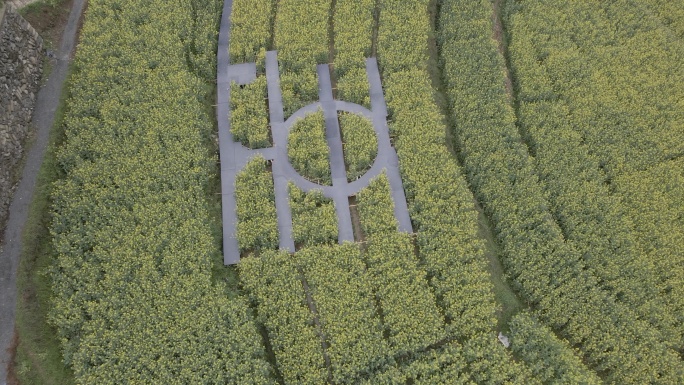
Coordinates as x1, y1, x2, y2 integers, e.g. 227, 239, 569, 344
0, 3, 43, 237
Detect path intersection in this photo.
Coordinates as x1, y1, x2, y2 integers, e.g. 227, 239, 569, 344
217, 1, 412, 264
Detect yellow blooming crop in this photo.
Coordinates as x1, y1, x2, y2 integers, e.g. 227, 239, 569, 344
49, 0, 274, 382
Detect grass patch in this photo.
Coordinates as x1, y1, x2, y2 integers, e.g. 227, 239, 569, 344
12, 64, 74, 385
19, 0, 73, 51
474, 200, 523, 331
19, 0, 73, 87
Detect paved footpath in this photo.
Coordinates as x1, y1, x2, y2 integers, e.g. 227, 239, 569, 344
0, 0, 87, 383
217, 0, 297, 263
265, 51, 297, 252
217, 0, 413, 264
317, 65, 354, 243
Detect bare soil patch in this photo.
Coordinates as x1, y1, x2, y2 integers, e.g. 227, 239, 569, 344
20, 0, 73, 49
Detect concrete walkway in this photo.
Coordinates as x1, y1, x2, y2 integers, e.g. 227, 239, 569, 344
317, 65, 354, 243
0, 0, 87, 382
264, 51, 296, 252
217, 0, 292, 262
217, 2, 412, 264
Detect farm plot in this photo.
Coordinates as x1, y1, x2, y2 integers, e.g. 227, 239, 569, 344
47, 0, 275, 382
438, 0, 684, 383
222, 0, 536, 382
219, 2, 413, 263
42, 0, 683, 382
503, 0, 684, 355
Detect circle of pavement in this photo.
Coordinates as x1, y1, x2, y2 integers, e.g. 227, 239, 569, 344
277, 100, 392, 199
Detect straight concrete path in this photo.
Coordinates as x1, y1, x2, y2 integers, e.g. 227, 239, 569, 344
365, 58, 413, 234
0, 0, 87, 382
265, 51, 296, 252
317, 65, 355, 243
217, 0, 241, 264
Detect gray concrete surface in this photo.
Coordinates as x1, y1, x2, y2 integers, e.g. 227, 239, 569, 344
365, 58, 413, 233
265, 50, 296, 252
317, 65, 354, 243
0, 0, 87, 382
0, 4, 4, 30
217, 0, 238, 264
218, 3, 412, 264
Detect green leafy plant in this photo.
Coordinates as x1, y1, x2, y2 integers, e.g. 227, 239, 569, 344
48, 1, 274, 382
289, 183, 337, 247
287, 110, 332, 185
340, 112, 377, 181
230, 77, 271, 149
235, 156, 278, 252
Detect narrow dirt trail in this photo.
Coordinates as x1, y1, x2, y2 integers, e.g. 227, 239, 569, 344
491, 0, 514, 100
0, 0, 86, 383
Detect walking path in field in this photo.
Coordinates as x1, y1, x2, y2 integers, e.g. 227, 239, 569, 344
217, 2, 412, 264
0, 0, 87, 382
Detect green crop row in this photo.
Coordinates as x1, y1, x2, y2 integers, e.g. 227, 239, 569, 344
641, 0, 684, 39
365, 232, 446, 355
287, 110, 331, 185
359, 342, 470, 384
229, 0, 272, 154
437, 0, 682, 383
357, 175, 446, 354
274, 0, 331, 71
376, 0, 536, 382
381, 70, 504, 339
230, 77, 270, 148
505, 0, 681, 350
280, 71, 319, 118
340, 112, 377, 181
229, 0, 274, 65
509, 313, 602, 385
333, 0, 373, 107
377, 0, 428, 74
504, 0, 684, 178
49, 0, 273, 382
235, 156, 278, 252
288, 184, 338, 247
297, 243, 392, 383
240, 251, 328, 385
186, 0, 224, 80
333, 0, 373, 75
378, 2, 496, 339
380, 69, 538, 382
361, 334, 541, 385
613, 159, 684, 346
337, 66, 371, 107
275, 0, 331, 116
356, 173, 397, 235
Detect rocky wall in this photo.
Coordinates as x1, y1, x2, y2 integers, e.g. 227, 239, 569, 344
0, 4, 43, 238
